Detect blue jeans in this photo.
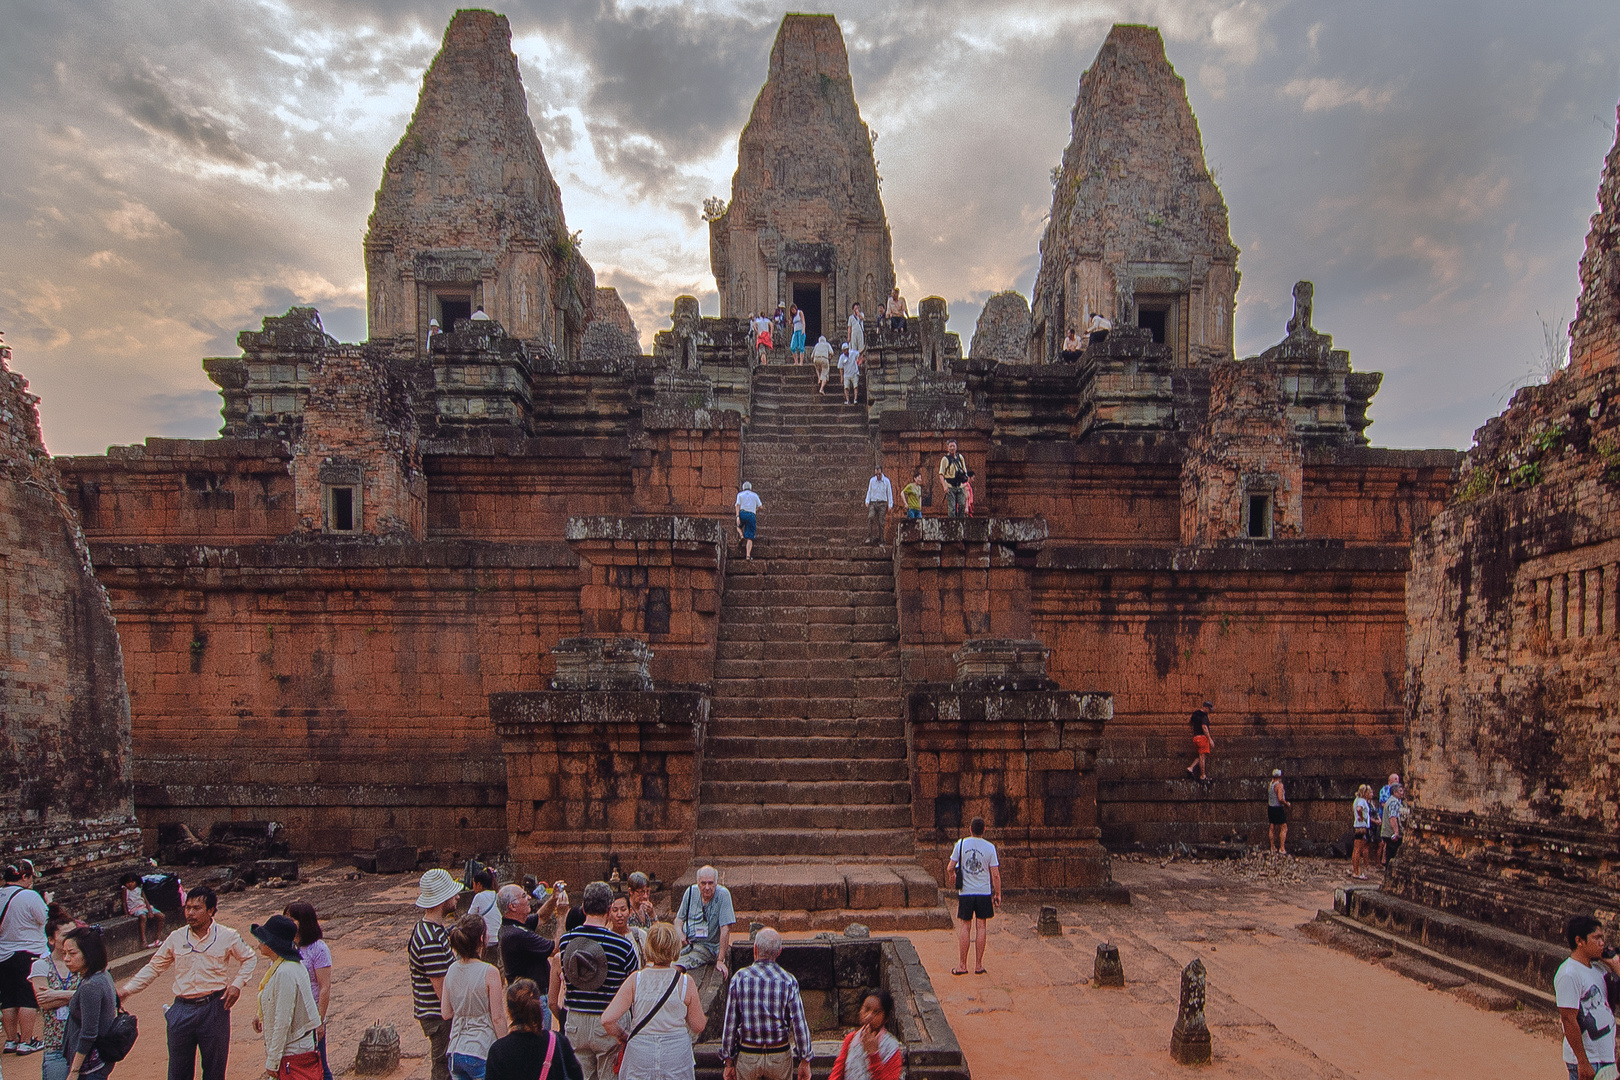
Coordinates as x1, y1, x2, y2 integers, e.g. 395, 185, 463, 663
907, 508, 920, 519
450, 1053, 487, 1080
43, 1049, 71, 1080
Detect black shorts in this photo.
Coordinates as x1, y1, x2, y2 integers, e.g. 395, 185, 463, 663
1267, 805, 1287, 825
1354, 828, 1369, 842
957, 894, 994, 921
0, 951, 38, 1009
1384, 837, 1402, 859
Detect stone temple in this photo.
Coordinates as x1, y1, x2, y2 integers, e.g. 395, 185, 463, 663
8, 9, 1529, 936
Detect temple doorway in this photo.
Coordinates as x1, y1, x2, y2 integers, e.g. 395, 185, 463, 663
792, 279, 823, 342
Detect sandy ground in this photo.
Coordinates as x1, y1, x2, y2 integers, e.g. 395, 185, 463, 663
19, 856, 1560, 1080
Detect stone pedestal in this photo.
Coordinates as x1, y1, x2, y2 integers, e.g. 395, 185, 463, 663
490, 686, 707, 888
549, 637, 654, 691
1170, 957, 1212, 1064
907, 666, 1125, 899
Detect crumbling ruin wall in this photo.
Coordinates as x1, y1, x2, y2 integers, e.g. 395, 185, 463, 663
970, 292, 1032, 362
0, 353, 143, 911
1391, 120, 1620, 939
1029, 24, 1238, 366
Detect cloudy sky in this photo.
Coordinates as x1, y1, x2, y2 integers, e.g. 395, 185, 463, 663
3, 0, 1618, 456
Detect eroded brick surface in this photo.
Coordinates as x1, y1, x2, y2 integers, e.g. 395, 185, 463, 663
970, 292, 1032, 362
0, 353, 143, 914
1392, 128, 1620, 938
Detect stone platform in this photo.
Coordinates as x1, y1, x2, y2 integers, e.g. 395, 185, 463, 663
675, 861, 953, 932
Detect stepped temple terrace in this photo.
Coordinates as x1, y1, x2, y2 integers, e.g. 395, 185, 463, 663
5, 9, 1620, 1076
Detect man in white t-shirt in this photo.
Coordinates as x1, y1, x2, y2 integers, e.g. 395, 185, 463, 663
946, 817, 1001, 976
1559, 915, 1620, 1080
735, 482, 763, 561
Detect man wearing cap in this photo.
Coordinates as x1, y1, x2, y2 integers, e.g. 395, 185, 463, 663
1184, 700, 1215, 780
720, 928, 812, 1080
550, 882, 638, 1080
1268, 769, 1291, 854
119, 885, 257, 1080
674, 865, 735, 977
406, 869, 461, 1080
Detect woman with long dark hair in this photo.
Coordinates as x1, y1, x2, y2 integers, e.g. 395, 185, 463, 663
284, 902, 333, 1080
61, 926, 116, 1080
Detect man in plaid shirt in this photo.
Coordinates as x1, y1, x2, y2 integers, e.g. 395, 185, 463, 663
720, 928, 812, 1080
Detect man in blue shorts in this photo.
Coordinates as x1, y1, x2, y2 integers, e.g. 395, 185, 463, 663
735, 482, 762, 560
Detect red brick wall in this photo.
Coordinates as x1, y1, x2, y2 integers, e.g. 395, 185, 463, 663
62, 441, 297, 543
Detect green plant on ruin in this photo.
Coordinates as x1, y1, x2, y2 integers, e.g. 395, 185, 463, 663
1454, 466, 1495, 504
551, 227, 582, 263
1511, 461, 1543, 487
1532, 424, 1565, 453
189, 637, 206, 657
1595, 436, 1620, 482
1147, 212, 1165, 228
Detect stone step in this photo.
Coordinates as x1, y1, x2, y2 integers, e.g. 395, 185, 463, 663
675, 863, 941, 913
706, 734, 906, 759
718, 589, 894, 609
721, 572, 891, 591
693, 827, 915, 858
712, 661, 900, 683
713, 676, 901, 700
704, 717, 906, 740
709, 697, 899, 722
727, 906, 953, 933
700, 757, 906, 782
697, 803, 910, 831
700, 779, 911, 805
716, 624, 899, 646
714, 640, 896, 662
717, 607, 895, 627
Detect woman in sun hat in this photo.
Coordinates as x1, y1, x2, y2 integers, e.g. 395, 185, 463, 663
251, 914, 321, 1080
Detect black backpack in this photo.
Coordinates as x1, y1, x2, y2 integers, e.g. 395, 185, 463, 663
96, 1004, 139, 1063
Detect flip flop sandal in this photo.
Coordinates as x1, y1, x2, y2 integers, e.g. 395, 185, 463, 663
951, 968, 968, 976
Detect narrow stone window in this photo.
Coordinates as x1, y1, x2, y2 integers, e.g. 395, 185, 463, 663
1247, 493, 1272, 539
325, 485, 360, 534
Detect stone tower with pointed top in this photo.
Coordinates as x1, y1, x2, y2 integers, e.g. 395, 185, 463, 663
708, 14, 893, 344
1030, 25, 1238, 366
365, 8, 593, 359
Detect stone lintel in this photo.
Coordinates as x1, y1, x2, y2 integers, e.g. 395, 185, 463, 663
1039, 542, 1409, 574
489, 688, 708, 733
907, 689, 1113, 727
565, 515, 730, 546
549, 636, 654, 691
898, 517, 1048, 546
89, 539, 578, 571
952, 637, 1052, 690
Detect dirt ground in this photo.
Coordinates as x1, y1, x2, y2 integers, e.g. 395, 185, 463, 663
40, 855, 1560, 1080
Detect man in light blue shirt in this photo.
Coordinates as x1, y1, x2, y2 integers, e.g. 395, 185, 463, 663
674, 866, 735, 977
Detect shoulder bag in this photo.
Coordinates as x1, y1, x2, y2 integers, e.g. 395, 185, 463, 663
952, 838, 965, 891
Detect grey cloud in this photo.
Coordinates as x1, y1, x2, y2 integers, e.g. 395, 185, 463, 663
104, 61, 254, 165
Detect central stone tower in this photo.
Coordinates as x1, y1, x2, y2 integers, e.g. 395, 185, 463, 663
364, 9, 594, 359
1029, 24, 1238, 366
708, 14, 894, 344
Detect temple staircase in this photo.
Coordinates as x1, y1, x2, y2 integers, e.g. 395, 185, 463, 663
683, 363, 950, 931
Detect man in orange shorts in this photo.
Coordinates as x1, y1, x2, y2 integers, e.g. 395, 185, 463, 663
1185, 700, 1214, 780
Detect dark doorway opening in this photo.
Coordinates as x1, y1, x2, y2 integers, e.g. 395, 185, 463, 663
792, 282, 823, 342
1247, 494, 1272, 539
440, 298, 471, 329
1137, 307, 1167, 344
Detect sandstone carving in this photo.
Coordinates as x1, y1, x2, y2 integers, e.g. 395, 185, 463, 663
1170, 957, 1212, 1064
